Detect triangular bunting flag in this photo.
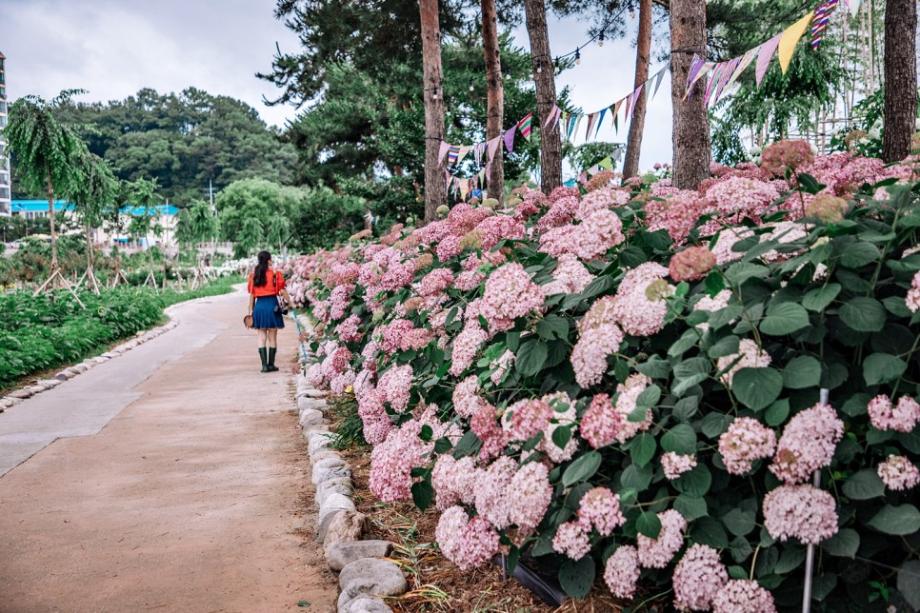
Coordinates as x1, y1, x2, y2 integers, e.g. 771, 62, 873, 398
456, 145, 471, 166
704, 63, 724, 105
712, 57, 740, 105
485, 136, 501, 169
652, 67, 667, 98
598, 156, 613, 171
687, 54, 708, 90
447, 145, 461, 167
755, 35, 781, 85
438, 141, 450, 165
543, 104, 561, 129
594, 108, 607, 138
584, 112, 597, 141
503, 128, 515, 153
517, 113, 533, 141
726, 47, 758, 91
778, 11, 814, 74
811, 0, 840, 50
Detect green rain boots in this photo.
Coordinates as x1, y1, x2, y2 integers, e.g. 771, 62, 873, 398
258, 347, 269, 373
267, 348, 279, 372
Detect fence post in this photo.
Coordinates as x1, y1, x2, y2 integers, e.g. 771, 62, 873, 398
802, 387, 830, 613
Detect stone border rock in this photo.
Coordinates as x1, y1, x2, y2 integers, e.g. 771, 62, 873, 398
0, 308, 182, 412
292, 313, 406, 613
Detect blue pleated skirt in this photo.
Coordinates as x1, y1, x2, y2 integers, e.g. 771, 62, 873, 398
252, 296, 285, 329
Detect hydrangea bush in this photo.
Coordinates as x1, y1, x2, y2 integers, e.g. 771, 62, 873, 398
288, 142, 920, 612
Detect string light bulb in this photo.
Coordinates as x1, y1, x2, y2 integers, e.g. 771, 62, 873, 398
575, 47, 581, 65
598, 33, 605, 47
469, 84, 474, 92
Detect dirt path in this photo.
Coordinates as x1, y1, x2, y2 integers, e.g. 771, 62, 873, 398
0, 290, 337, 613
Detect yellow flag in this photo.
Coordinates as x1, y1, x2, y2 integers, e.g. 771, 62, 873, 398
778, 11, 814, 74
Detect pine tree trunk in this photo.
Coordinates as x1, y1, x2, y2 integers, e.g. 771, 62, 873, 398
419, 0, 447, 223
481, 0, 504, 203
670, 0, 711, 190
46, 174, 59, 274
523, 0, 563, 194
882, 0, 917, 162
623, 0, 653, 179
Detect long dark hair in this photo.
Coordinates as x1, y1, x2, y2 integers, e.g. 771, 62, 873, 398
253, 250, 271, 287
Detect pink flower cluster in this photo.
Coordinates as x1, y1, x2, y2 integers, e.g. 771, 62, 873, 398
662, 452, 698, 480
449, 323, 488, 376
571, 297, 625, 388
378, 318, 432, 354
672, 544, 728, 611
435, 506, 500, 571
576, 487, 625, 536
604, 545, 641, 600
770, 403, 844, 484
719, 417, 777, 475
611, 263, 672, 337
479, 263, 545, 334
334, 314, 364, 343
711, 580, 777, 613
669, 246, 716, 282
718, 339, 771, 387
473, 457, 552, 532
908, 271, 920, 312
877, 455, 920, 491
418, 268, 454, 297
552, 520, 591, 560
614, 373, 655, 443
542, 253, 596, 296
432, 454, 477, 509
580, 393, 623, 449
470, 402, 505, 461
868, 394, 920, 432
474, 214, 525, 249
762, 484, 838, 544
452, 375, 485, 419
369, 418, 433, 502
376, 364, 413, 412
637, 509, 687, 568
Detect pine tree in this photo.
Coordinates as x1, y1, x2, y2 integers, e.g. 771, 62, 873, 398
419, 0, 447, 222
882, 0, 917, 162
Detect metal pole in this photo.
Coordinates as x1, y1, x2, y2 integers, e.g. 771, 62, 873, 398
802, 388, 830, 613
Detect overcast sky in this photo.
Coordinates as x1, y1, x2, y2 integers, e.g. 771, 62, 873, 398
2, 0, 673, 173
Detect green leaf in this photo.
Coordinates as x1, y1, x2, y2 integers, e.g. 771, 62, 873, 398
725, 262, 769, 285
620, 463, 653, 492
669, 328, 701, 357
515, 339, 548, 377
636, 384, 661, 409
759, 401, 787, 429
802, 283, 841, 312
898, 561, 920, 611
732, 367, 783, 410
722, 508, 756, 536
562, 451, 602, 487
842, 469, 886, 500
673, 396, 700, 421
701, 413, 732, 438
419, 424, 433, 441
674, 495, 708, 521
552, 425, 573, 450
433, 437, 452, 454
862, 353, 907, 386
411, 480, 434, 510
630, 433, 656, 468
708, 305, 744, 331
760, 302, 810, 336
821, 528, 859, 558
637, 511, 662, 538
661, 424, 697, 454
537, 315, 570, 341
707, 335, 740, 359
705, 271, 725, 295
840, 297, 887, 332
867, 504, 920, 535
691, 516, 729, 548
782, 356, 822, 389
559, 556, 595, 598
840, 242, 881, 269
636, 356, 671, 379
673, 464, 712, 496
774, 546, 806, 574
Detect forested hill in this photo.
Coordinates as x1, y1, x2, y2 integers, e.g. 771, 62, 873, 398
21, 88, 299, 203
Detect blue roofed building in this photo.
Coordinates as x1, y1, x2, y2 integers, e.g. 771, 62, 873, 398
9, 199, 180, 253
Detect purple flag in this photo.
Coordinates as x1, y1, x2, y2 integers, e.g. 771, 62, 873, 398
438, 141, 450, 165
755, 35, 782, 86
503, 128, 515, 153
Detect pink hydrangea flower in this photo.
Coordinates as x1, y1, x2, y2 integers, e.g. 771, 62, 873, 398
376, 364, 413, 412
418, 268, 455, 297
474, 214, 525, 249
334, 314, 363, 343
474, 456, 518, 529
502, 398, 553, 442
435, 506, 500, 571
571, 296, 624, 388
576, 487, 625, 536
877, 455, 920, 491
507, 462, 553, 532
711, 579, 777, 613
604, 545, 641, 600
479, 263, 545, 334
369, 419, 432, 502
672, 544, 728, 611
719, 417, 777, 475
453, 376, 484, 419
581, 393, 624, 449
552, 520, 591, 560
762, 484, 838, 544
669, 246, 717, 282
542, 253, 596, 296
770, 403, 844, 484
868, 394, 920, 433
717, 339, 771, 387
761, 139, 815, 177
710, 227, 755, 265
907, 271, 920, 312
449, 323, 488, 376
540, 392, 579, 463
432, 455, 478, 510
637, 509, 687, 568
470, 402, 506, 461
611, 263, 671, 337
489, 350, 515, 385
614, 373, 655, 443
662, 452, 698, 480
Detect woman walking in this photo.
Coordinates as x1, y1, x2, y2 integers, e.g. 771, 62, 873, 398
247, 251, 292, 372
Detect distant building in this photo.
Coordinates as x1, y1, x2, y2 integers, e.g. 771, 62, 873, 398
10, 200, 180, 252
0, 51, 10, 216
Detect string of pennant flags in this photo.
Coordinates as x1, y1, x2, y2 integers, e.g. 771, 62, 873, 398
444, 0, 864, 200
